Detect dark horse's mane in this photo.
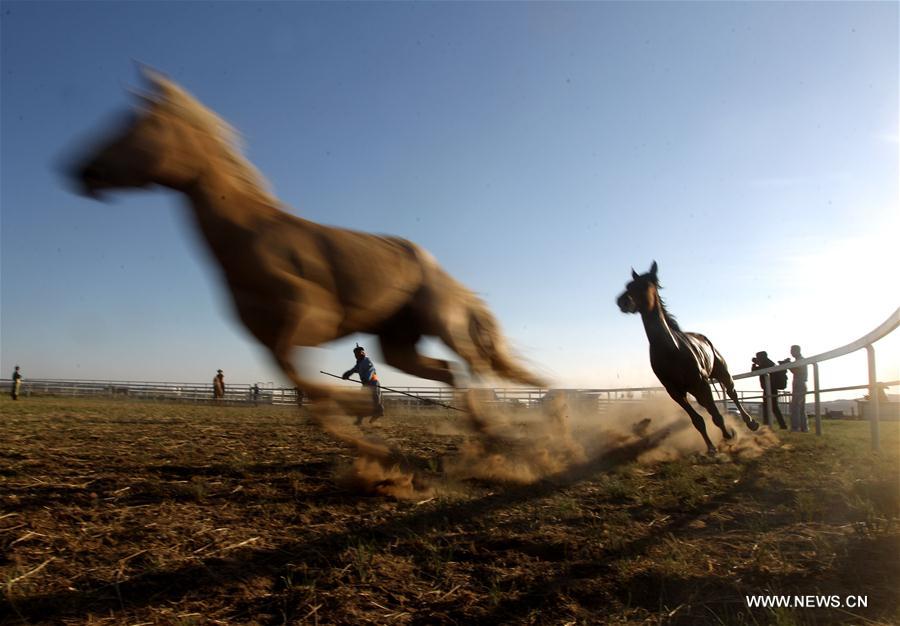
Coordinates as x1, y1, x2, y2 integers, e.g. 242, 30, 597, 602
655, 291, 682, 333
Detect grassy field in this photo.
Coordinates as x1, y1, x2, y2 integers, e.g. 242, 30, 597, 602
1, 396, 898, 625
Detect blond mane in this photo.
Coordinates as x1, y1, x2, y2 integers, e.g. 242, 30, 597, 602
150, 75, 279, 206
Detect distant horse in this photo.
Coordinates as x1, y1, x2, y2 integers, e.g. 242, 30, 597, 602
617, 262, 759, 455
68, 69, 544, 407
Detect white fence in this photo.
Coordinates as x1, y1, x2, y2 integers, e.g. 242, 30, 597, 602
730, 307, 899, 450
0, 377, 671, 411
1, 379, 304, 405
4, 308, 897, 448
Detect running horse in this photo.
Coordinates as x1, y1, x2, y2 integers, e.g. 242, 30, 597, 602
67, 69, 544, 409
617, 262, 759, 455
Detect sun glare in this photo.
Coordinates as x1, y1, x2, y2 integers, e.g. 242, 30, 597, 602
782, 226, 899, 387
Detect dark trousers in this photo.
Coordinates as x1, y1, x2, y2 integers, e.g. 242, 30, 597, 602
762, 391, 788, 429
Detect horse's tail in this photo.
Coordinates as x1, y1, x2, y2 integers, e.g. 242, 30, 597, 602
467, 299, 547, 388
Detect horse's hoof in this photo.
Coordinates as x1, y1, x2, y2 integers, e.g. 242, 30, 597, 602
748, 420, 760, 432
706, 448, 717, 457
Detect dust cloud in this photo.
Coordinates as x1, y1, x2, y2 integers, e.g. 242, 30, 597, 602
309, 399, 434, 500
442, 393, 781, 484
311, 391, 780, 499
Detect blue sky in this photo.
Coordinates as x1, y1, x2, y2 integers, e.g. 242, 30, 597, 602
1, 1, 897, 395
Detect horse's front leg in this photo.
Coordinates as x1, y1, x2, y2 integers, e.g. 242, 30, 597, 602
235, 285, 345, 402
694, 383, 735, 443
667, 390, 717, 455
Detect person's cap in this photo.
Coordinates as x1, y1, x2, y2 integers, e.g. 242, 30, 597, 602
755, 351, 767, 358
217, 369, 223, 373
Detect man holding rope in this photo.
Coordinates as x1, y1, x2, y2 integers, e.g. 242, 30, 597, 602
343, 345, 385, 425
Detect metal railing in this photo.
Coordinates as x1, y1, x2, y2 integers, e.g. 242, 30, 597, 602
0, 379, 303, 405
3, 308, 896, 448
0, 379, 669, 410
730, 307, 900, 450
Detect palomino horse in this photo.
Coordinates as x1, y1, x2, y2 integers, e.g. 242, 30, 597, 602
617, 262, 759, 455
68, 70, 544, 408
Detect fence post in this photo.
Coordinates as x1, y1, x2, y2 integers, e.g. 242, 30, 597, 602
813, 363, 821, 436
762, 374, 773, 427
866, 344, 880, 452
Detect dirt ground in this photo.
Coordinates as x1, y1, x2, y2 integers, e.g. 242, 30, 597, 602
1, 396, 898, 625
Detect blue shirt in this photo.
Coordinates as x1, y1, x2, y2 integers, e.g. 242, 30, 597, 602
345, 357, 379, 385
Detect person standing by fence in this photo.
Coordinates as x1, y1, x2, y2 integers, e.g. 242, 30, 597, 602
789, 345, 809, 432
751, 351, 788, 429
213, 369, 225, 400
10, 365, 22, 400
342, 345, 385, 425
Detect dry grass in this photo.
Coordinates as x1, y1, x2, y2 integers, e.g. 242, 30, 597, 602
1, 396, 898, 625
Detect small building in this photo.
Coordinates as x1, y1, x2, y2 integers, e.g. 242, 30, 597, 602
855, 399, 900, 421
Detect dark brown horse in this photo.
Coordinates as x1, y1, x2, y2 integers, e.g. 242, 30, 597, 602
617, 262, 759, 455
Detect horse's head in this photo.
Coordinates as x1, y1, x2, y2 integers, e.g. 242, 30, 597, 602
68, 69, 211, 198
616, 261, 660, 314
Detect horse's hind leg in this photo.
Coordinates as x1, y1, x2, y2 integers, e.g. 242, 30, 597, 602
437, 308, 539, 387
436, 323, 494, 384
713, 367, 760, 432
693, 383, 735, 443
379, 333, 456, 387
265, 305, 371, 415
724, 384, 759, 431
464, 306, 545, 387
668, 390, 717, 455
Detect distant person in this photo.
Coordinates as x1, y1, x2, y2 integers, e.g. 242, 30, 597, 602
251, 383, 260, 405
342, 345, 385, 425
11, 365, 22, 400
751, 351, 787, 429
789, 345, 809, 432
213, 369, 225, 400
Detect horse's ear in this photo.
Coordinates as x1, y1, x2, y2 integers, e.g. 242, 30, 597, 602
631, 268, 639, 280
649, 260, 658, 278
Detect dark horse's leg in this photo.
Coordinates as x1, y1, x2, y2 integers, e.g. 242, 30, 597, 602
667, 389, 717, 455
693, 382, 735, 443
712, 363, 760, 432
